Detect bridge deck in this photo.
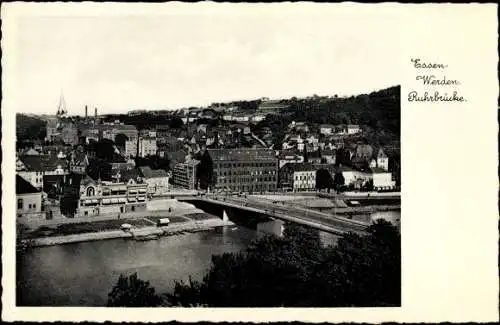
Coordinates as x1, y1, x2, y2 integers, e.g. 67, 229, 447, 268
198, 197, 368, 236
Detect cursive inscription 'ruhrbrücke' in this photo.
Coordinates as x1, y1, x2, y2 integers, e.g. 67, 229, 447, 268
408, 91, 465, 102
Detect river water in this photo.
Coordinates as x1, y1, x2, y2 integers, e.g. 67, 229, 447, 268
17, 211, 400, 306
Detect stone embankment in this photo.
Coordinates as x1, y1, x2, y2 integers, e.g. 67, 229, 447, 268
26, 217, 234, 248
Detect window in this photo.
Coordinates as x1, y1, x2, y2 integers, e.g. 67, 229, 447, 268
28, 204, 32, 209
84, 211, 88, 216
86, 186, 95, 197
33, 203, 36, 209
18, 199, 23, 210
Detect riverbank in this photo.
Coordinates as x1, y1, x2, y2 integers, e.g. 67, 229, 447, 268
24, 217, 234, 248
334, 204, 401, 214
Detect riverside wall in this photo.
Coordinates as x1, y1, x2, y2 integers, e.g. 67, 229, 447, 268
26, 217, 234, 248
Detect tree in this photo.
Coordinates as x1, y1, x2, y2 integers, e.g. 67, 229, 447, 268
86, 159, 113, 181
115, 133, 129, 148
163, 277, 207, 307
89, 139, 116, 161
107, 273, 162, 307
169, 117, 184, 129
59, 183, 79, 218
196, 150, 214, 190
135, 155, 171, 171
16, 114, 47, 141
123, 220, 400, 308
363, 179, 374, 191
333, 171, 345, 191
315, 169, 334, 191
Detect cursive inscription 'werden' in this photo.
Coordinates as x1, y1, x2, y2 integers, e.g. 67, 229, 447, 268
416, 75, 460, 86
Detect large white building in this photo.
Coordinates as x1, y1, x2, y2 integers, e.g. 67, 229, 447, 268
337, 166, 372, 187
372, 168, 395, 190
125, 137, 157, 158
78, 171, 148, 217
319, 124, 335, 135
347, 124, 362, 135
293, 169, 316, 192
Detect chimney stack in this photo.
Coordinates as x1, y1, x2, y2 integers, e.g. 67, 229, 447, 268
94, 107, 97, 119
85, 105, 88, 119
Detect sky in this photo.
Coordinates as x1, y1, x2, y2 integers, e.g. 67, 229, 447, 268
14, 4, 401, 115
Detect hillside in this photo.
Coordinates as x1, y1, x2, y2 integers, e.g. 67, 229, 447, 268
16, 114, 47, 141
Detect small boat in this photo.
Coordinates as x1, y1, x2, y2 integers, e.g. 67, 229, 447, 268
121, 223, 133, 231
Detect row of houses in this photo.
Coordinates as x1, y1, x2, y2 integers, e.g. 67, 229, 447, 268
170, 148, 396, 193
279, 163, 395, 192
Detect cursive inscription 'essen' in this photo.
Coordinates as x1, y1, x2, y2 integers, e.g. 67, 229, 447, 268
411, 58, 447, 69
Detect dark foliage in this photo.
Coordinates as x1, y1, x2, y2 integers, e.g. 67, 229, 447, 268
114, 133, 129, 148
316, 168, 334, 190
135, 155, 171, 171
87, 139, 116, 161
86, 159, 113, 182
196, 150, 214, 190
333, 171, 345, 191
107, 273, 162, 307
163, 220, 400, 307
16, 114, 47, 141
59, 181, 79, 218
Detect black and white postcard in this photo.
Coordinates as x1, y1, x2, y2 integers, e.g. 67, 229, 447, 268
1, 2, 498, 323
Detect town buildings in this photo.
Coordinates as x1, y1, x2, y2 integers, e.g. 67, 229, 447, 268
278, 151, 304, 169
376, 148, 389, 171
100, 123, 139, 142
125, 137, 157, 158
347, 124, 362, 134
320, 124, 335, 135
208, 148, 278, 193
16, 175, 43, 220
139, 166, 170, 194
278, 163, 316, 192
78, 170, 148, 217
172, 159, 199, 190
17, 155, 68, 190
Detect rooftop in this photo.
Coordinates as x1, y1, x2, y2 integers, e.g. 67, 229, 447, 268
371, 167, 390, 174
20, 155, 67, 172
16, 175, 40, 194
281, 162, 316, 172
208, 148, 276, 161
139, 166, 169, 179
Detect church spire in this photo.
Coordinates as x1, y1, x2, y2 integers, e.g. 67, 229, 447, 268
57, 91, 67, 116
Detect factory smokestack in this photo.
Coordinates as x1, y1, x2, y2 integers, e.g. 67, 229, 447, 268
94, 107, 97, 118
85, 105, 88, 119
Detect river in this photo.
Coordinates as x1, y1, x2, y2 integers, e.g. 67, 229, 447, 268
17, 211, 400, 306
